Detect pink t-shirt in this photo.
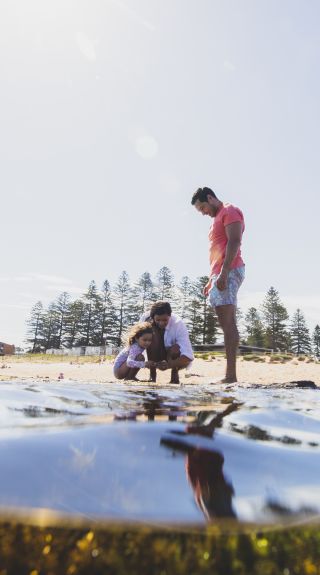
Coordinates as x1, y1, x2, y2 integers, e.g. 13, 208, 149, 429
209, 203, 245, 276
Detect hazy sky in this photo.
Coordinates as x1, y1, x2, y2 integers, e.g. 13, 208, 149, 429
1, 0, 320, 346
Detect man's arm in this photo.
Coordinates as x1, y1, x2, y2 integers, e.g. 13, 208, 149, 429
216, 221, 242, 291
167, 321, 193, 369
167, 354, 191, 369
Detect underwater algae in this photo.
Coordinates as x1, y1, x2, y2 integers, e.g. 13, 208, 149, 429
0, 511, 320, 575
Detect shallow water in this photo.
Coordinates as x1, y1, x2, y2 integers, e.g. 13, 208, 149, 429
0, 379, 319, 526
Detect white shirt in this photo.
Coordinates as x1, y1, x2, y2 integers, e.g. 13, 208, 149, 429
141, 313, 194, 361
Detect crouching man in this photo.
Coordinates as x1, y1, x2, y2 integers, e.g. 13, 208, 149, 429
141, 301, 194, 384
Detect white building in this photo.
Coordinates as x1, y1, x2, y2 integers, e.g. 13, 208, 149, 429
46, 345, 114, 356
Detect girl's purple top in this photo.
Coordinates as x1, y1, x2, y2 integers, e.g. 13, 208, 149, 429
113, 342, 146, 370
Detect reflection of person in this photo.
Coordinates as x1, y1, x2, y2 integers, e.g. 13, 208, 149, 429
186, 448, 235, 520
141, 301, 194, 384
113, 322, 155, 380
186, 406, 237, 519
191, 187, 245, 383
161, 403, 238, 521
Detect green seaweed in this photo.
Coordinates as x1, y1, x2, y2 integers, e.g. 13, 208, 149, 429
0, 518, 320, 574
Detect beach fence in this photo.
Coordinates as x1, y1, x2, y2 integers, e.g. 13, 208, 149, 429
193, 344, 273, 355
46, 345, 114, 356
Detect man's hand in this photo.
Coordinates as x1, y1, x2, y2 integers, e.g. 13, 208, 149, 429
215, 269, 228, 291
145, 360, 156, 368
203, 280, 212, 297
156, 360, 169, 371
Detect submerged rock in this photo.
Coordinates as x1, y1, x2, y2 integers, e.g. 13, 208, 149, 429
278, 380, 318, 389
289, 380, 318, 388
249, 380, 318, 390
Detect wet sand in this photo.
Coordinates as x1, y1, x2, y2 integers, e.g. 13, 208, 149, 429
1, 356, 319, 386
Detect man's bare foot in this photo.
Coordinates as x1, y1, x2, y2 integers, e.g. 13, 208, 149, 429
211, 377, 237, 384
124, 376, 139, 381
223, 376, 237, 383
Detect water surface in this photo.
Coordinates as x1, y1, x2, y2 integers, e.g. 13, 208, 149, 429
0, 379, 319, 526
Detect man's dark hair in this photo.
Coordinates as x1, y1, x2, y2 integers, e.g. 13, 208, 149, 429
150, 301, 172, 318
191, 187, 217, 205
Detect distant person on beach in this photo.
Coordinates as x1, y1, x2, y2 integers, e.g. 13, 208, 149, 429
113, 322, 156, 380
141, 301, 194, 384
191, 187, 245, 383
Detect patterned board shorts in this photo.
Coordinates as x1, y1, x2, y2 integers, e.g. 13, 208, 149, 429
209, 265, 245, 307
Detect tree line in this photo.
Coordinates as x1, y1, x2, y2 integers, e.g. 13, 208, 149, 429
26, 267, 320, 357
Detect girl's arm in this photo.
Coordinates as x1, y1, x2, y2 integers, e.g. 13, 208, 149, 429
126, 344, 146, 368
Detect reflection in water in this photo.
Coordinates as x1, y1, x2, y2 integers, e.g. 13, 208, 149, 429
70, 445, 97, 471
0, 381, 320, 525
230, 422, 306, 445
186, 449, 235, 520
161, 404, 239, 521
265, 498, 318, 517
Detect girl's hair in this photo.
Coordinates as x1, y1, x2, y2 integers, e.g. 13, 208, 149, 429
125, 321, 153, 346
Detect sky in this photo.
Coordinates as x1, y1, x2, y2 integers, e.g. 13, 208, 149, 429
1, 0, 320, 347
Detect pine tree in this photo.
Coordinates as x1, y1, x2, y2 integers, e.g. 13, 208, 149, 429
26, 301, 45, 353
77, 281, 102, 346
244, 307, 265, 347
154, 266, 174, 301
112, 271, 132, 346
51, 292, 71, 348
185, 276, 220, 344
206, 306, 221, 344
176, 276, 194, 320
199, 276, 220, 344
42, 303, 61, 350
289, 309, 311, 355
261, 287, 289, 351
236, 307, 246, 344
313, 325, 320, 359
186, 297, 203, 345
97, 280, 116, 346
131, 272, 154, 317
64, 299, 85, 348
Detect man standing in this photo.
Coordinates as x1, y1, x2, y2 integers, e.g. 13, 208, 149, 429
191, 187, 245, 383
141, 301, 194, 384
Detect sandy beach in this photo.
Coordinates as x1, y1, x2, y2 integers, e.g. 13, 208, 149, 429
1, 355, 319, 386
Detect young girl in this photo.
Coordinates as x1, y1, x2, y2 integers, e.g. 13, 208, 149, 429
113, 322, 155, 380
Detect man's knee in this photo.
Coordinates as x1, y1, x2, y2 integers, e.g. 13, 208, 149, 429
167, 344, 180, 359
215, 305, 236, 328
